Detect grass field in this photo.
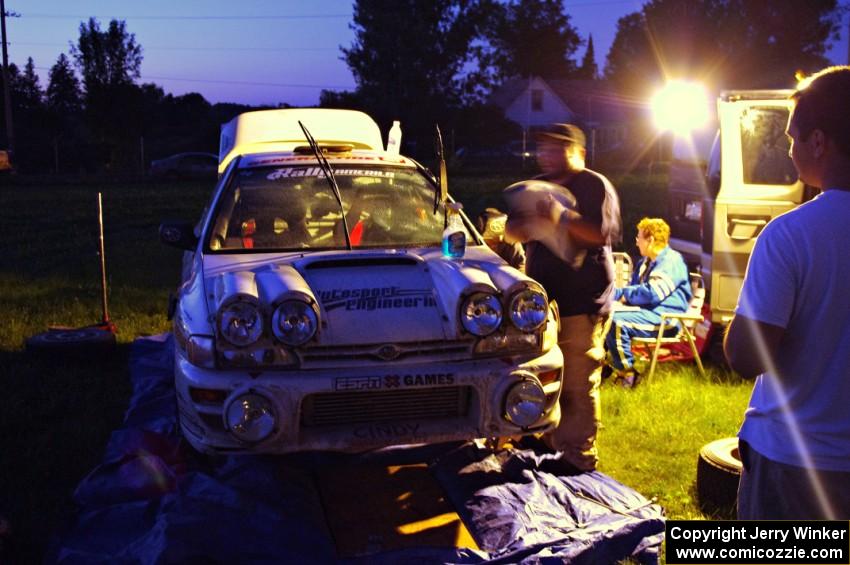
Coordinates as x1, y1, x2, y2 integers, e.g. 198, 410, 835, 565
0, 167, 751, 561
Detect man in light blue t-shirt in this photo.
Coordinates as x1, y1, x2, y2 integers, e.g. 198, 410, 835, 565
725, 66, 850, 520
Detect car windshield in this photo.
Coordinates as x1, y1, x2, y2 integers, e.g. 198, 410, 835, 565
206, 163, 462, 251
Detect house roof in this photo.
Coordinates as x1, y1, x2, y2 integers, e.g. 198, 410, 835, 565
490, 77, 639, 125
488, 76, 530, 109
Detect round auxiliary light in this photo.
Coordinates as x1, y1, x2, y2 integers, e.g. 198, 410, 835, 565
509, 289, 548, 332
504, 380, 546, 428
272, 300, 318, 346
460, 292, 502, 336
225, 393, 277, 443
218, 301, 264, 347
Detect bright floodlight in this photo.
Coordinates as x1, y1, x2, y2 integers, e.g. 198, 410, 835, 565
651, 81, 710, 136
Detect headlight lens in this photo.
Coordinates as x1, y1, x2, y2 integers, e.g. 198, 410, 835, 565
186, 336, 215, 368
219, 301, 263, 347
504, 379, 546, 427
474, 331, 539, 355
272, 300, 318, 346
509, 289, 547, 332
460, 292, 502, 336
225, 393, 277, 443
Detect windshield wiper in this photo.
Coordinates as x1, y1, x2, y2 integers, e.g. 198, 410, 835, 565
434, 124, 448, 216
298, 121, 352, 251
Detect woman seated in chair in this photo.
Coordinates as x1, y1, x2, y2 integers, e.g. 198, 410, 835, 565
605, 217, 692, 387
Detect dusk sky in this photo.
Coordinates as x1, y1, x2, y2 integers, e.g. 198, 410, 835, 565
8, 0, 849, 108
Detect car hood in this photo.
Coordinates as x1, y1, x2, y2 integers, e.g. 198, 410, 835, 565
201, 247, 537, 346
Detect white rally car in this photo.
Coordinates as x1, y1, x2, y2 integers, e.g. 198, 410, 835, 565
160, 108, 564, 454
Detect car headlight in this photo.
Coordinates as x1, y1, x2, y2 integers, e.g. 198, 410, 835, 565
508, 289, 547, 332
272, 300, 318, 346
218, 300, 263, 347
504, 379, 546, 428
460, 292, 502, 336
474, 331, 539, 355
186, 336, 215, 368
220, 346, 298, 368
225, 392, 277, 443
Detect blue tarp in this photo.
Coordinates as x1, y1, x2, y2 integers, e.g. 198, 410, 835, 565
48, 335, 664, 564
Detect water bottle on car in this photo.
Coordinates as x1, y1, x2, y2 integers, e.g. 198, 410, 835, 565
442, 202, 466, 258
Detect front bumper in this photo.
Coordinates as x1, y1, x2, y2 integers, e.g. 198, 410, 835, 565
175, 345, 563, 454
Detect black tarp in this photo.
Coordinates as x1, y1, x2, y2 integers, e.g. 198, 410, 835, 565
48, 335, 664, 564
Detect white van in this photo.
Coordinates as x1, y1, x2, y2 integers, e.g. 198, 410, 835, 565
668, 90, 819, 334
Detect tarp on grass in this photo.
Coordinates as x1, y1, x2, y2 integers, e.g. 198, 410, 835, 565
48, 335, 664, 564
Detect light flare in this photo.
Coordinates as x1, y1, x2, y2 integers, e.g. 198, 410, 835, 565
651, 81, 711, 136
738, 321, 837, 519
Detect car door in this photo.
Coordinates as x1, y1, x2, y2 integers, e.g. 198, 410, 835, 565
710, 93, 805, 323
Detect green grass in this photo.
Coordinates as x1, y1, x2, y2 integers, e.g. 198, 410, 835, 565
0, 168, 750, 562
598, 363, 750, 519
0, 178, 210, 561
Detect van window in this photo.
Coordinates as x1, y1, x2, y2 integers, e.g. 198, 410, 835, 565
707, 131, 720, 197
740, 107, 797, 185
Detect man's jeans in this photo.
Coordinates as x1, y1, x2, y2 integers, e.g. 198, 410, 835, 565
738, 439, 850, 520
544, 313, 603, 471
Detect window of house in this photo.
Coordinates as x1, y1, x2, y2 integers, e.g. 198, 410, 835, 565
531, 89, 543, 112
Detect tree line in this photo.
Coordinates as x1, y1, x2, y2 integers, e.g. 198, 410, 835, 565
1, 0, 843, 174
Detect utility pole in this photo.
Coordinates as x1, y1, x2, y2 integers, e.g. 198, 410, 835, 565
1, 0, 15, 161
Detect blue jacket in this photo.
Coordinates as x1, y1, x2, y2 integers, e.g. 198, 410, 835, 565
613, 247, 692, 313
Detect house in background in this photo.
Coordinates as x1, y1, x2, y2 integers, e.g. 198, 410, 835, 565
489, 76, 643, 164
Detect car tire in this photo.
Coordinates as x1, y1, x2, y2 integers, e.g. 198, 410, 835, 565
25, 327, 116, 358
697, 437, 741, 517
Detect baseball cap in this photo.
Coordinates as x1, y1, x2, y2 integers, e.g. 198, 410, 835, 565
535, 123, 586, 148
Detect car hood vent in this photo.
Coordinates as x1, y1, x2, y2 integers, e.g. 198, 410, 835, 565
305, 257, 418, 269
302, 257, 447, 345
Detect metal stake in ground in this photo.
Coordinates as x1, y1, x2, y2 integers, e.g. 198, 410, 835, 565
97, 192, 115, 332
25, 192, 117, 357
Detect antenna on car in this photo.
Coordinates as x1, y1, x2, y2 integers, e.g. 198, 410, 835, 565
434, 124, 448, 216
298, 121, 352, 251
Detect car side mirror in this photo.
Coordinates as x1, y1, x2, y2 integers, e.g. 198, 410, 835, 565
159, 220, 199, 251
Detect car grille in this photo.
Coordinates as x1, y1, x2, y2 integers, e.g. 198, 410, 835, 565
300, 386, 472, 427
299, 339, 472, 365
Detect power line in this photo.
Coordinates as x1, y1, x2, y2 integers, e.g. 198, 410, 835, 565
13, 41, 338, 52
141, 74, 353, 89
31, 66, 352, 90
21, 13, 350, 21
565, 0, 642, 7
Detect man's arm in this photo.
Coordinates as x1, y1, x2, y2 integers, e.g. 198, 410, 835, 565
562, 214, 605, 247
723, 314, 786, 380
504, 198, 604, 246
546, 199, 604, 247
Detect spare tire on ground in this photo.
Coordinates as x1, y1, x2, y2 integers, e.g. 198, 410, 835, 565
697, 437, 741, 518
25, 327, 116, 358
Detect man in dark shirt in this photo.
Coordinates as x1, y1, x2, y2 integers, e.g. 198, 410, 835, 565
506, 123, 621, 471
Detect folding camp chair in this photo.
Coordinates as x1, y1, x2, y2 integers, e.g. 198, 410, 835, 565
631, 272, 707, 381
611, 251, 633, 288
588, 252, 633, 362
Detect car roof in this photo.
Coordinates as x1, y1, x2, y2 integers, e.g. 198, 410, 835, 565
219, 109, 386, 173
238, 149, 416, 170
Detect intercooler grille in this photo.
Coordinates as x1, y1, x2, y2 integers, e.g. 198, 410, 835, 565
300, 386, 472, 427
299, 340, 472, 365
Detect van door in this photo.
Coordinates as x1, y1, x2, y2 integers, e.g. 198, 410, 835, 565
711, 94, 803, 323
